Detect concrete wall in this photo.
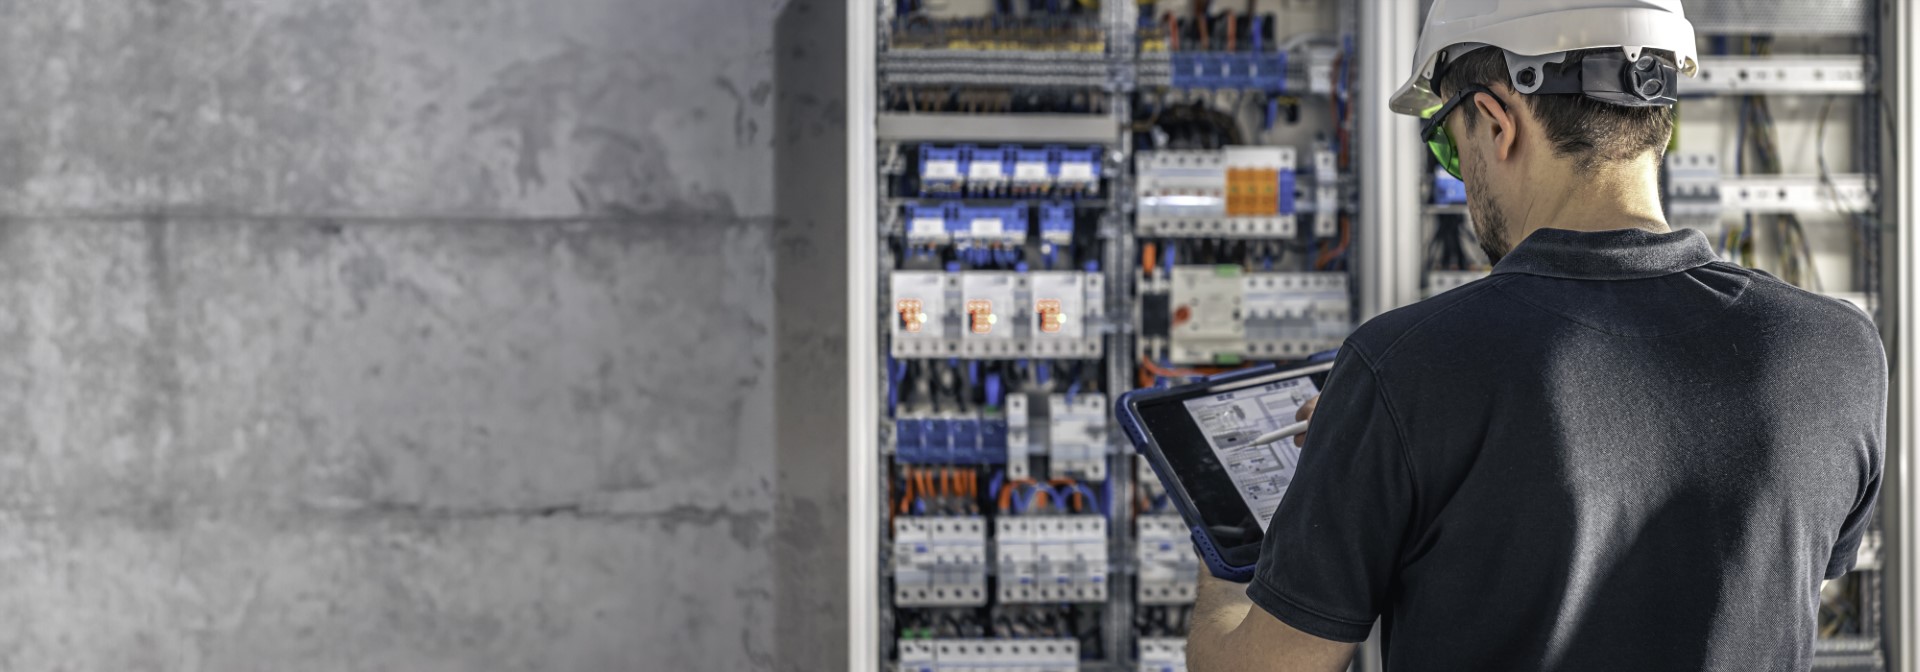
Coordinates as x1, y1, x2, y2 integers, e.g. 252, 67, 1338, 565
0, 1, 846, 670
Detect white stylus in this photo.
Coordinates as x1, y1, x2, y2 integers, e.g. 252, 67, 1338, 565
1248, 420, 1311, 447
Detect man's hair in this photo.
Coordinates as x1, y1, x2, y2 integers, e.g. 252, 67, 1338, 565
1434, 47, 1674, 172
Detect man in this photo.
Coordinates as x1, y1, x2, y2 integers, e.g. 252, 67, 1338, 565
1185, 1, 1885, 671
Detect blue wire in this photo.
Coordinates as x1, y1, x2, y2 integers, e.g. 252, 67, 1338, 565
988, 470, 1005, 500
1066, 379, 1082, 406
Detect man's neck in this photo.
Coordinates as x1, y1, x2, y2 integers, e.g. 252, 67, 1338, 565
1511, 155, 1671, 239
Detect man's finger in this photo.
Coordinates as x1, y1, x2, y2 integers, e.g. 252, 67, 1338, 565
1294, 395, 1319, 446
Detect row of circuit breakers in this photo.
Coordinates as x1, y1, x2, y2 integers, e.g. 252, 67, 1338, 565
893, 512, 1196, 668
893, 146, 1352, 366
899, 639, 1190, 672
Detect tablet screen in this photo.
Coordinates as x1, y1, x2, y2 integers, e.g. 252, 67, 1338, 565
1132, 367, 1325, 563
1180, 376, 1318, 530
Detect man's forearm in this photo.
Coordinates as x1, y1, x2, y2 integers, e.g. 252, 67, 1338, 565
1187, 572, 1258, 670
1186, 570, 1358, 672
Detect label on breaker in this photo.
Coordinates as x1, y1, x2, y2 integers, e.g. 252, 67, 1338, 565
1058, 162, 1096, 183
923, 160, 962, 181
1015, 162, 1051, 182
1180, 375, 1319, 529
970, 218, 1004, 237
910, 217, 948, 240
969, 161, 1006, 181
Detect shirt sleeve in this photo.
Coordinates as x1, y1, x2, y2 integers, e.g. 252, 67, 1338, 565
1827, 345, 1888, 580
1244, 345, 1414, 643
1826, 425, 1885, 579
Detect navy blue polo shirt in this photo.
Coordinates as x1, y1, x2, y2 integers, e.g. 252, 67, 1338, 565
1249, 227, 1885, 671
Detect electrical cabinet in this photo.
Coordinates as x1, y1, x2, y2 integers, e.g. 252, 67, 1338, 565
853, 1, 1908, 670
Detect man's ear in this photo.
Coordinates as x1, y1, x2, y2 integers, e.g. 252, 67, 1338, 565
1472, 89, 1519, 162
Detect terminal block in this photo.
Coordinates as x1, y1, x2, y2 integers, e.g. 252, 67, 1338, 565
1139, 638, 1189, 672
892, 271, 961, 357
1135, 515, 1199, 605
996, 515, 1110, 603
893, 516, 989, 607
899, 639, 1080, 672
1138, 150, 1298, 238
1045, 392, 1108, 480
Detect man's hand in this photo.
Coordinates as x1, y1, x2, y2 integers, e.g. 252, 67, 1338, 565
1294, 394, 1320, 446
1186, 563, 1356, 672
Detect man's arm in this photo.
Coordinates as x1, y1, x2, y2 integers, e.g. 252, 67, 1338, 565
1188, 569, 1356, 672
1186, 393, 1356, 672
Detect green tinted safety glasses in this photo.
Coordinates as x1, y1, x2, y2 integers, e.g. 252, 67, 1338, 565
1420, 84, 1506, 180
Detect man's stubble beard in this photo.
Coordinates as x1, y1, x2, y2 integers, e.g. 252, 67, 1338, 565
1464, 151, 1512, 265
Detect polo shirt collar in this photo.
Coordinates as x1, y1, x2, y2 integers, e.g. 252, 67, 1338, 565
1491, 227, 1718, 280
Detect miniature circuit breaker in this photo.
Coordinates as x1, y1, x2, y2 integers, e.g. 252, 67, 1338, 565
1138, 638, 1188, 672
1134, 514, 1198, 605
899, 639, 1080, 672
1242, 272, 1350, 359
996, 515, 1109, 603
893, 516, 989, 607
1045, 392, 1108, 480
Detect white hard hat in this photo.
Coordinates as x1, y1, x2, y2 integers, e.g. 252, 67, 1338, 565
1390, 0, 1700, 116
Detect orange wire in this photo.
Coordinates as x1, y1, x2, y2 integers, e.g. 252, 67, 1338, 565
1225, 10, 1236, 52
1050, 478, 1084, 512
998, 478, 1047, 513
1142, 242, 1158, 277
1167, 13, 1179, 51
1140, 356, 1207, 379
897, 468, 917, 515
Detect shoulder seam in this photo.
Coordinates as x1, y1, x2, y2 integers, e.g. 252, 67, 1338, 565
1731, 262, 1878, 331
1373, 275, 1517, 365
1345, 345, 1421, 526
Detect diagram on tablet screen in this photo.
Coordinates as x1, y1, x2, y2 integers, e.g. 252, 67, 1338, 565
1181, 377, 1320, 529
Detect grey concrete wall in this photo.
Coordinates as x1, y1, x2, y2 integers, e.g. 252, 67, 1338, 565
0, 1, 846, 670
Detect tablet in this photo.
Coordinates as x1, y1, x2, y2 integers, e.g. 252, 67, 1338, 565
1115, 357, 1336, 581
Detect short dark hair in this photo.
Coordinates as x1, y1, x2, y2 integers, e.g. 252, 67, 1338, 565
1434, 47, 1674, 172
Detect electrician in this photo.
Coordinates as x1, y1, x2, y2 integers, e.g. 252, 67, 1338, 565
1186, 2, 1885, 671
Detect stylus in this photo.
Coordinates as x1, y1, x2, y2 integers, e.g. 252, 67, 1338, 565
1248, 420, 1310, 447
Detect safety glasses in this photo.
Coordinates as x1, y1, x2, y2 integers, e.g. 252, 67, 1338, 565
1420, 84, 1505, 180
